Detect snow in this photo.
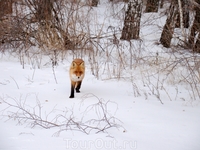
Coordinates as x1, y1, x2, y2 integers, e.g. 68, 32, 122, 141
0, 53, 200, 150
1, 1, 200, 150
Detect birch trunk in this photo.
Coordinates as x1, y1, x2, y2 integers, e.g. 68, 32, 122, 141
160, 0, 179, 48
189, 0, 200, 52
121, 0, 143, 40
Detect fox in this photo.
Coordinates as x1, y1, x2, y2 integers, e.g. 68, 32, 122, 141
69, 58, 85, 98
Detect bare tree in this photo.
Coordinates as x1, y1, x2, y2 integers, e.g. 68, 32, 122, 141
160, 0, 179, 48
0, 0, 13, 48
109, 0, 129, 2
120, 0, 143, 40
0, 0, 13, 19
145, 0, 159, 12
24, 0, 67, 49
91, 0, 99, 7
188, 0, 200, 52
175, 0, 190, 28
0, 0, 80, 51
160, 0, 164, 8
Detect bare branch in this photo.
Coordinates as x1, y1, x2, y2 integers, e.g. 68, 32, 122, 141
0, 94, 124, 136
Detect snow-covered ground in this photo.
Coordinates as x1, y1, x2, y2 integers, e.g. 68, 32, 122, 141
0, 54, 200, 150
1, 1, 200, 150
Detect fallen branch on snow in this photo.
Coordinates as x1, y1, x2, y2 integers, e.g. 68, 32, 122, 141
0, 94, 124, 136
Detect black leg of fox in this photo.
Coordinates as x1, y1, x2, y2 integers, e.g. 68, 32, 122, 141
76, 81, 82, 93
69, 81, 75, 98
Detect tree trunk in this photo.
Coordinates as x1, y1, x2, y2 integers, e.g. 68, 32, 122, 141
120, 0, 143, 40
91, 0, 99, 7
188, 0, 200, 52
34, 0, 54, 22
175, 0, 189, 28
145, 0, 159, 12
160, 0, 164, 8
0, 0, 13, 19
160, 0, 179, 48
194, 37, 200, 53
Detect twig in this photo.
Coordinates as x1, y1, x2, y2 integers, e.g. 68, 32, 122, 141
0, 94, 124, 136
10, 76, 19, 89
51, 57, 58, 84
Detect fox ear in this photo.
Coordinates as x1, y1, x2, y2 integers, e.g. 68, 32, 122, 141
72, 62, 77, 67
80, 62, 85, 67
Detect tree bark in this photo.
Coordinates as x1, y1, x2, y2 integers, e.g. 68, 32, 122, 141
91, 0, 99, 7
160, 0, 164, 8
0, 0, 13, 19
121, 0, 143, 40
34, 0, 54, 22
145, 0, 159, 12
160, 0, 179, 48
188, 0, 200, 52
175, 0, 189, 28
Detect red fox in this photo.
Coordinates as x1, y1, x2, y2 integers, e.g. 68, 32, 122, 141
69, 59, 85, 98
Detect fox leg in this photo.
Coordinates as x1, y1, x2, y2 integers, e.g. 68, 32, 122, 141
76, 81, 82, 93
69, 81, 76, 98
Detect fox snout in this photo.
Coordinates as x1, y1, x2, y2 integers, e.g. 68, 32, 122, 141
71, 73, 84, 81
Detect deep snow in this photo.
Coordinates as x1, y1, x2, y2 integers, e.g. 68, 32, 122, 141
0, 0, 200, 150
0, 55, 200, 150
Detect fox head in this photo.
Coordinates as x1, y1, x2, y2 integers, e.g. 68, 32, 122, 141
70, 59, 85, 82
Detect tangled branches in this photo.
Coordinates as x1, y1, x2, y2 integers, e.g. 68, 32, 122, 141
0, 94, 124, 136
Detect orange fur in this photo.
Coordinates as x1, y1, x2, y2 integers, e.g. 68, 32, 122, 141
69, 59, 85, 98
